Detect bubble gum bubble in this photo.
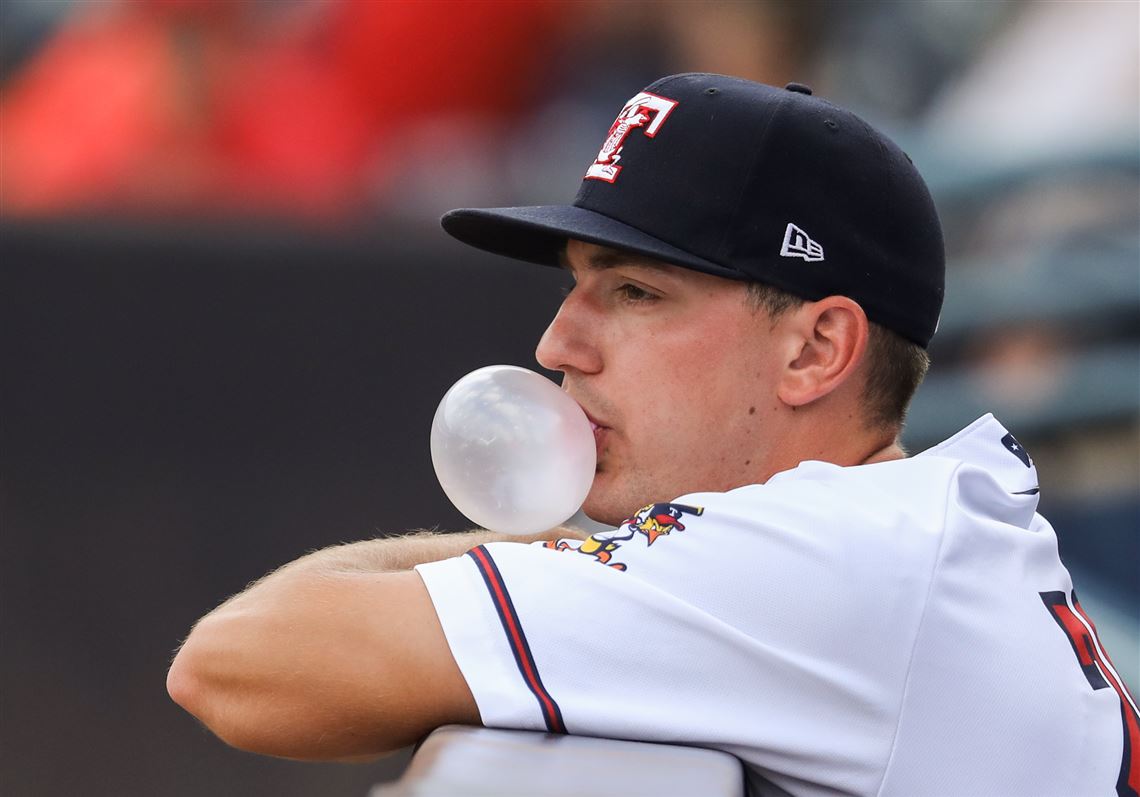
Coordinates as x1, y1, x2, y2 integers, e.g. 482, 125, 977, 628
430, 365, 596, 535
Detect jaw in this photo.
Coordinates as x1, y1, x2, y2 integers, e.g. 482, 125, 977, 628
583, 438, 781, 526
581, 469, 641, 527
581, 476, 618, 527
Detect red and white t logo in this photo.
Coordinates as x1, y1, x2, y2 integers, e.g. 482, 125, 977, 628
585, 91, 678, 183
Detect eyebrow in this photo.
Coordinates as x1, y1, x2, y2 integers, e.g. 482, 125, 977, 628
558, 245, 673, 274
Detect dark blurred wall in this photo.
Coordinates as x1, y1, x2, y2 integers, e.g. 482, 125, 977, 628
0, 221, 567, 796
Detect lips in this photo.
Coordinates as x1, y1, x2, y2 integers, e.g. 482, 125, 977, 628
577, 408, 609, 461
568, 401, 606, 455
580, 408, 608, 432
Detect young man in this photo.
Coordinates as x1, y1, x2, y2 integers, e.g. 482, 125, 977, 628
168, 74, 1138, 796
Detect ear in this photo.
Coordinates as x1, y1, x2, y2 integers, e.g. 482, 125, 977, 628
776, 296, 869, 408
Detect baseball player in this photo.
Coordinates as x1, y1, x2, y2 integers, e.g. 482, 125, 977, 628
168, 74, 1138, 796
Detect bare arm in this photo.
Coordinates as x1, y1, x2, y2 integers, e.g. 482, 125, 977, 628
167, 528, 585, 760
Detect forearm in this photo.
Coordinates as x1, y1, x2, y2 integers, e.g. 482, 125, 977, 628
278, 527, 579, 576
168, 526, 585, 758
210, 527, 580, 614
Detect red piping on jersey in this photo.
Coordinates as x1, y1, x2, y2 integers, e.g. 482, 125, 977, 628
1072, 596, 1140, 796
467, 545, 566, 734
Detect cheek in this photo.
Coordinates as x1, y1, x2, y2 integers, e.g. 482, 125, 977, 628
666, 349, 776, 448
624, 331, 768, 435
624, 373, 740, 464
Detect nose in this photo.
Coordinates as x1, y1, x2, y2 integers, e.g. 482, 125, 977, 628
535, 288, 603, 375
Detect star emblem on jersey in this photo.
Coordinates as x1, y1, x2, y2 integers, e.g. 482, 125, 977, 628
1001, 432, 1033, 468
780, 222, 824, 262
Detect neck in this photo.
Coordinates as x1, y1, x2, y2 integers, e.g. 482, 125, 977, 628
859, 438, 906, 466
753, 423, 904, 484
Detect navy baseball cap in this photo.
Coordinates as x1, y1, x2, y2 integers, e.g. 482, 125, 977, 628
442, 73, 945, 347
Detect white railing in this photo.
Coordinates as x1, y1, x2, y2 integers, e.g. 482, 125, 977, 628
371, 725, 745, 797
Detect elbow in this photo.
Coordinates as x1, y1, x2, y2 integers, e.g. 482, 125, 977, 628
166, 588, 422, 760
165, 648, 194, 714
166, 629, 222, 735
166, 618, 366, 759
166, 621, 257, 753
166, 641, 259, 754
166, 641, 207, 723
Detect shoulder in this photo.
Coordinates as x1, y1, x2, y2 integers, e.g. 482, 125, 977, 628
680, 455, 963, 540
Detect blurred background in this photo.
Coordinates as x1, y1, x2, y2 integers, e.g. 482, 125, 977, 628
2, 1, 1136, 794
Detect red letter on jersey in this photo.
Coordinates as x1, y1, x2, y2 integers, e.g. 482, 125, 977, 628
1041, 590, 1139, 797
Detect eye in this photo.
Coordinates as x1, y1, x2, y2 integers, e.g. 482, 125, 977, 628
617, 283, 657, 303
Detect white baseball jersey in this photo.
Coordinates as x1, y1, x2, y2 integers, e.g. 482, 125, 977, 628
416, 415, 1138, 796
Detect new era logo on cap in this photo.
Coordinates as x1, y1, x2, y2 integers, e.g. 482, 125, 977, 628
780, 223, 824, 262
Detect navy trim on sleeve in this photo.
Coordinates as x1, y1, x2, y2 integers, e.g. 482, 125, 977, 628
466, 545, 567, 734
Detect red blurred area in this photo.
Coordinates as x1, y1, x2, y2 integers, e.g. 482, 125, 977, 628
1, 0, 571, 220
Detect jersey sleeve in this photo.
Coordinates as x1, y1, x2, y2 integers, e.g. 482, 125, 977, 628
414, 544, 577, 733
416, 539, 749, 739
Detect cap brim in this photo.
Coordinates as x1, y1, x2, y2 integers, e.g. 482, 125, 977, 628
441, 205, 740, 279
